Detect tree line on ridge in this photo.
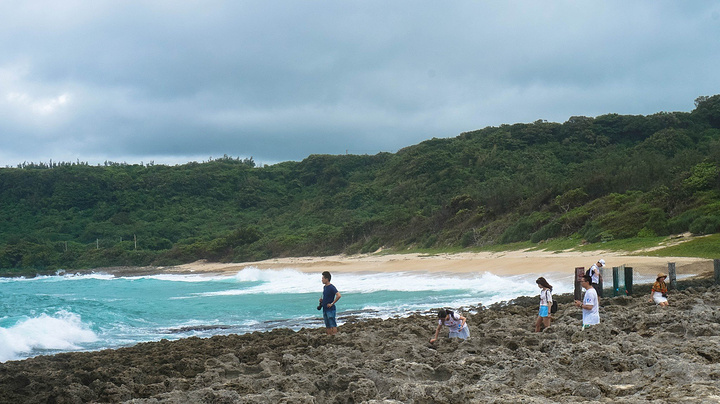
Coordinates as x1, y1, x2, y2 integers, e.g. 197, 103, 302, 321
1, 95, 720, 273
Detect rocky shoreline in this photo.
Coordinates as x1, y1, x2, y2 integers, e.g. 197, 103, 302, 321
1, 277, 719, 403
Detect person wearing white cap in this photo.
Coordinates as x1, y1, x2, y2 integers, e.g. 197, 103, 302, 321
588, 258, 606, 298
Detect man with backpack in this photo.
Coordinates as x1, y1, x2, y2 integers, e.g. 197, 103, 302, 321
587, 258, 606, 298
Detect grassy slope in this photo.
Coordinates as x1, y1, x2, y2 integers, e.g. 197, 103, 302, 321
379, 233, 720, 260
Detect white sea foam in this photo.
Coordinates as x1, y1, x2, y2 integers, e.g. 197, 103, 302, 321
127, 273, 234, 282
62, 273, 116, 281
0, 311, 98, 363
1, 266, 678, 363
632, 273, 694, 284
0, 273, 116, 283
193, 267, 575, 298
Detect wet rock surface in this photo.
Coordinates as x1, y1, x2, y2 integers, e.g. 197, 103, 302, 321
2, 279, 719, 403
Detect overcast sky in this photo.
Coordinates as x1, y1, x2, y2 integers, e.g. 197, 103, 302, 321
2, 1, 719, 167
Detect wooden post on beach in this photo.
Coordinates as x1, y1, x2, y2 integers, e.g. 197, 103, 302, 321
624, 266, 633, 295
668, 263, 677, 290
612, 266, 622, 296
574, 267, 585, 300
714, 259, 720, 285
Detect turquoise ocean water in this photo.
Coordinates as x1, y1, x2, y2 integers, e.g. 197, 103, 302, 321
1, 266, 584, 362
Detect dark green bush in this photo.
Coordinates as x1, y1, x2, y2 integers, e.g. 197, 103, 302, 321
689, 215, 720, 235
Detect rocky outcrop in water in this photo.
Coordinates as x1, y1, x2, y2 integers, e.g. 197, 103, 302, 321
1, 278, 719, 403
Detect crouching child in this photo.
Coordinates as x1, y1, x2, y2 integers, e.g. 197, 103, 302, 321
430, 309, 469, 343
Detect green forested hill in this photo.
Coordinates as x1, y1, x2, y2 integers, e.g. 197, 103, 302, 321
2, 95, 720, 272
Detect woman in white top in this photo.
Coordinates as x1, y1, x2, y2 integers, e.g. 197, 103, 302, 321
535, 277, 553, 332
430, 309, 469, 343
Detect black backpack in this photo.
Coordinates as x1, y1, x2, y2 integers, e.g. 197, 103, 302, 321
545, 289, 558, 314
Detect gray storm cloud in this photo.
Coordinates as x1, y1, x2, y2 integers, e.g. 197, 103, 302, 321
1, 1, 719, 166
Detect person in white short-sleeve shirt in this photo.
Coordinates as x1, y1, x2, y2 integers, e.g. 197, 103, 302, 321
535, 277, 554, 332
430, 309, 470, 343
588, 258, 605, 298
574, 274, 599, 328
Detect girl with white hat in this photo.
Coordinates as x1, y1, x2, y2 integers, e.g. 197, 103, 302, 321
650, 273, 669, 306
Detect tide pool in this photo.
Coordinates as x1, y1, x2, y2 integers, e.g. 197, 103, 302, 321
0, 267, 576, 362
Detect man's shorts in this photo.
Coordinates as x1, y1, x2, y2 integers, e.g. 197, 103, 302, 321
323, 307, 337, 328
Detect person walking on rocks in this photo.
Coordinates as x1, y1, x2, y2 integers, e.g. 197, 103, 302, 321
650, 273, 670, 307
535, 277, 553, 332
588, 258, 605, 298
319, 271, 341, 335
574, 275, 599, 329
430, 309, 469, 343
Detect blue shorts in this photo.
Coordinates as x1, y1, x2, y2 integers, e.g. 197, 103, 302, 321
538, 305, 549, 317
323, 307, 337, 328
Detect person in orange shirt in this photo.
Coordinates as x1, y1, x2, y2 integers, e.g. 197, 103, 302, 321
650, 273, 669, 307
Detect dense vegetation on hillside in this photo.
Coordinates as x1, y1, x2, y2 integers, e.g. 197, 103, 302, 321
2, 95, 720, 272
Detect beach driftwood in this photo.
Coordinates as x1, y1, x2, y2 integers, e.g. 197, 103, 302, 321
1, 277, 719, 403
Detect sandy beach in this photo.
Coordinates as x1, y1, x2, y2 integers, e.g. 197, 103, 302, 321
163, 250, 712, 279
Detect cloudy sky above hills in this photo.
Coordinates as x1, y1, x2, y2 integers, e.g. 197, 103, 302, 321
2, 1, 719, 166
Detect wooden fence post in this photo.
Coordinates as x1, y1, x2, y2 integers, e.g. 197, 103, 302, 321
612, 266, 618, 296
667, 262, 677, 290
612, 266, 627, 296
574, 267, 585, 300
624, 266, 633, 295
